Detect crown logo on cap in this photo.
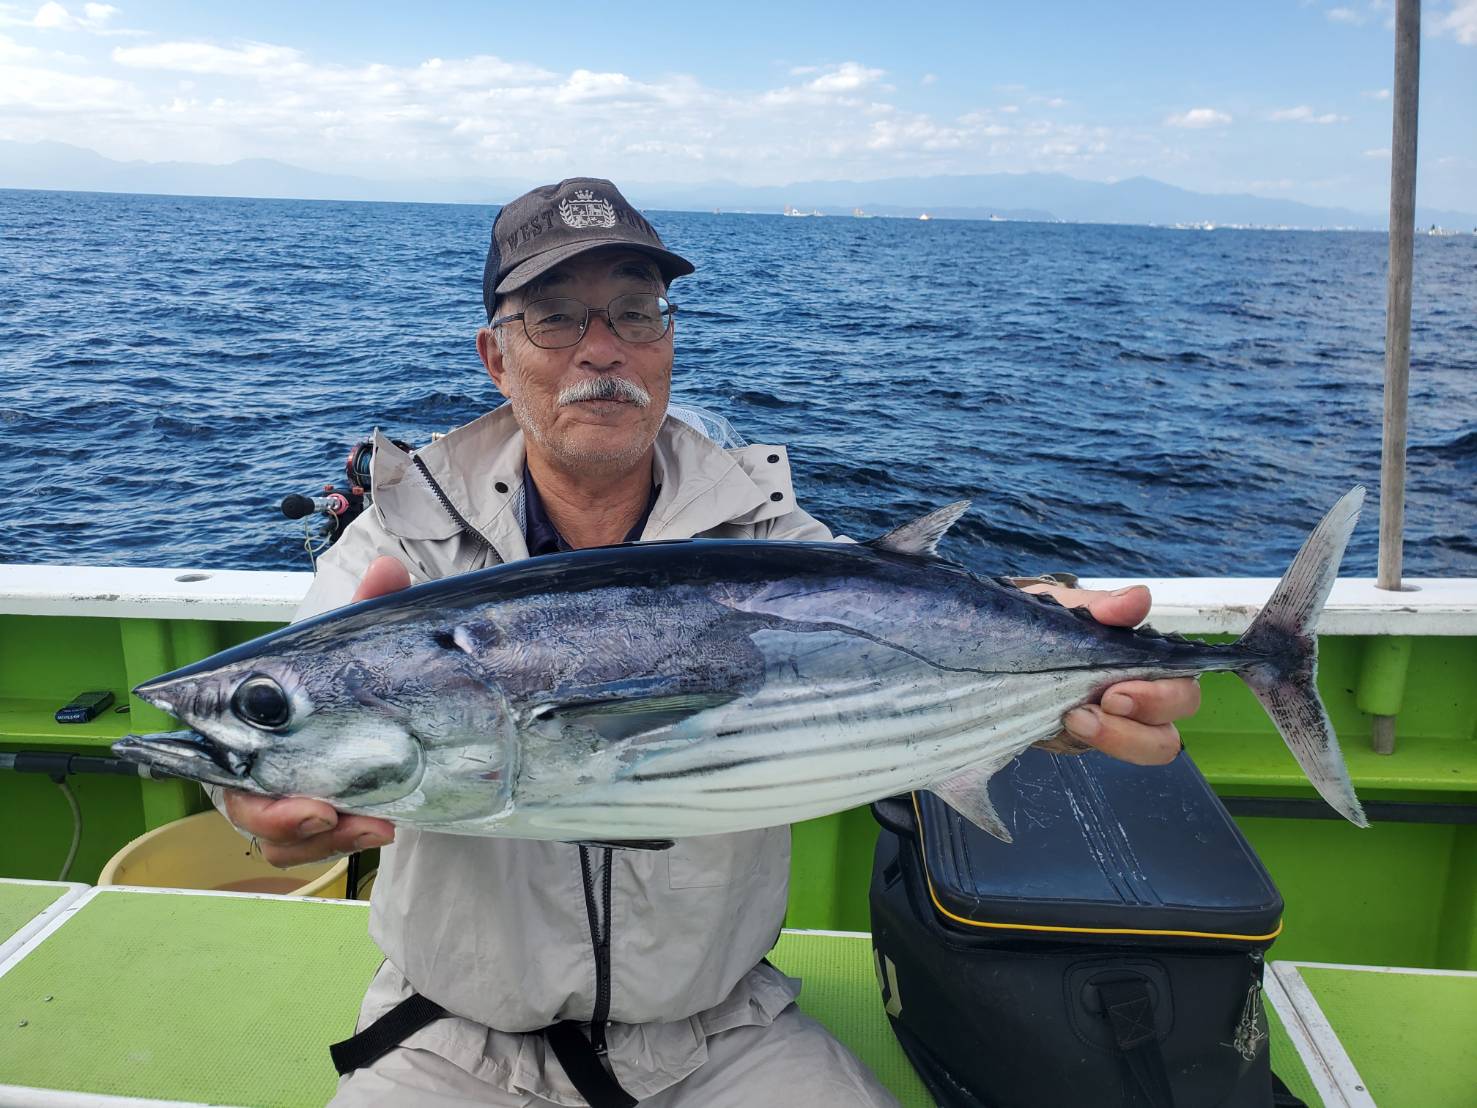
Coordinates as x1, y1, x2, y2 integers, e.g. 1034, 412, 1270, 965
559, 188, 618, 230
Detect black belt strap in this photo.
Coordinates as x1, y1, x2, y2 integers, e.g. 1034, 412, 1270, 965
545, 1019, 639, 1108
329, 992, 448, 1076
1099, 979, 1175, 1108
330, 993, 639, 1107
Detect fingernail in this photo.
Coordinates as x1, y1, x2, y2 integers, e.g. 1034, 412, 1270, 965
1110, 586, 1138, 597
355, 832, 392, 850
1064, 707, 1100, 740
1102, 692, 1134, 717
299, 817, 333, 836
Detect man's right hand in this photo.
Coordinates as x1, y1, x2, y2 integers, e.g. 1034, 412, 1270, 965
221, 556, 411, 868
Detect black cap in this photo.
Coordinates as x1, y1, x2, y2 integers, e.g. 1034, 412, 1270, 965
482, 178, 695, 319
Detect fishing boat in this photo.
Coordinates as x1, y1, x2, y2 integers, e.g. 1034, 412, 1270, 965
3, 8, 1472, 1105
3, 555, 1474, 1106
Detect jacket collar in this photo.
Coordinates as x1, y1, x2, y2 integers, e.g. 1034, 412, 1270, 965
369, 405, 795, 552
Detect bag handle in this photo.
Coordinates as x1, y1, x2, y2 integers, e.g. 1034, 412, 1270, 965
871, 794, 917, 838
1097, 978, 1176, 1108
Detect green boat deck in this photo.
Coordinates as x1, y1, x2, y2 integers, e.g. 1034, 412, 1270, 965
0, 887, 935, 1107
1268, 960, 1477, 1108
2, 570, 1475, 1102
6, 885, 1474, 1107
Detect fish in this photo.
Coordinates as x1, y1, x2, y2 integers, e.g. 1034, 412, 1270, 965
112, 487, 1369, 843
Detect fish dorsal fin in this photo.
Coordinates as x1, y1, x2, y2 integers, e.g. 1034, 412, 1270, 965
926, 751, 1017, 843
868, 500, 971, 558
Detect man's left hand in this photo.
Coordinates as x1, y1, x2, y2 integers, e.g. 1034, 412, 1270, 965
1022, 583, 1200, 766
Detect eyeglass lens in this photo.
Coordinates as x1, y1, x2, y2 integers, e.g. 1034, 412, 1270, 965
523, 294, 672, 349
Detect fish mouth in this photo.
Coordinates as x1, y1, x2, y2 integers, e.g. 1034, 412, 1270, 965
112, 730, 263, 792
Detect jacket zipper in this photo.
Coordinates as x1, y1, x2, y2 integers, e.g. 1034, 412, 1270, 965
578, 845, 616, 1056
418, 454, 621, 1056
412, 455, 497, 557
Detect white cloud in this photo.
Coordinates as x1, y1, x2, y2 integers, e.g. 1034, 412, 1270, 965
1045, 97, 1067, 108
1364, 147, 1391, 158
1363, 88, 1390, 99
0, 35, 1160, 186
920, 72, 936, 85
32, 1, 71, 27
29, 1, 122, 32
1436, 0, 1477, 44
113, 40, 307, 77
0, 57, 133, 108
0, 29, 34, 57
1165, 107, 1232, 128
1269, 105, 1347, 124
1326, 6, 1366, 24
804, 61, 884, 93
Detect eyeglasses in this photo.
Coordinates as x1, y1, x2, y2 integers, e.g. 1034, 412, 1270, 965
490, 293, 677, 350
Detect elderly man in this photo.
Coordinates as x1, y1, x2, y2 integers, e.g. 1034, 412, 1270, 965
218, 178, 1198, 1107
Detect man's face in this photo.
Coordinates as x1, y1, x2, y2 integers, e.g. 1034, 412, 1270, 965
478, 248, 673, 475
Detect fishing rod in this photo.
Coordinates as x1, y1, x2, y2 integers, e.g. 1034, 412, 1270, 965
0, 751, 367, 897
0, 751, 176, 883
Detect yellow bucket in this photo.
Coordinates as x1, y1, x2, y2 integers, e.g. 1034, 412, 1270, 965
99, 808, 350, 898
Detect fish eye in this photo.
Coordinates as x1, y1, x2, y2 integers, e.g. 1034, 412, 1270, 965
231, 675, 291, 730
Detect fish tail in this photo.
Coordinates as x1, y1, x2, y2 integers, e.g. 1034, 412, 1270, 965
1232, 486, 1368, 827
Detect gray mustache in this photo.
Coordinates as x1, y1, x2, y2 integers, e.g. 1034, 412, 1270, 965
558, 376, 651, 408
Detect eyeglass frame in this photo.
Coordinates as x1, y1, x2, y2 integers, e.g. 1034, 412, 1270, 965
488, 293, 679, 350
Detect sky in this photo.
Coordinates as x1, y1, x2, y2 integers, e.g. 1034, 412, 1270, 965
1, 0, 1473, 212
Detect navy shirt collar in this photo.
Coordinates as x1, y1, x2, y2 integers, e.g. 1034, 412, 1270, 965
522, 464, 659, 556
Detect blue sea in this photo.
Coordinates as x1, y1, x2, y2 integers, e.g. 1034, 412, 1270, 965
1, 188, 1473, 577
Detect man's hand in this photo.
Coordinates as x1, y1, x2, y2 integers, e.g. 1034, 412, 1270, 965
1023, 583, 1200, 766
221, 556, 411, 867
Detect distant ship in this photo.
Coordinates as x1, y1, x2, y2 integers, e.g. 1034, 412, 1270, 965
784, 204, 823, 218
918, 213, 932, 221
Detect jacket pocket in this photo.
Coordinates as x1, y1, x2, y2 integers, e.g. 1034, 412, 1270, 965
667, 828, 782, 890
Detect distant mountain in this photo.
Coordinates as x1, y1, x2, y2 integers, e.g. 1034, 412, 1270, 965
3, 140, 1474, 231
0, 140, 523, 205
629, 173, 1476, 230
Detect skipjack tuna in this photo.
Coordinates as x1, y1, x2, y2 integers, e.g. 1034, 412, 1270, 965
114, 488, 1368, 844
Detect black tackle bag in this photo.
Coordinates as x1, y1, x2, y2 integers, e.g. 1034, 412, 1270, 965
870, 748, 1296, 1108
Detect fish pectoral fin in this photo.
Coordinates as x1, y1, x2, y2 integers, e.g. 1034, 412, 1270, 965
567, 839, 676, 851
926, 753, 1018, 843
867, 501, 970, 558
534, 691, 735, 744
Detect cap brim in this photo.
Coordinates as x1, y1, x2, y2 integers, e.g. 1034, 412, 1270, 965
495, 239, 695, 295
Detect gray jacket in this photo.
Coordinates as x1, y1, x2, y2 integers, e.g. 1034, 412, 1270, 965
267, 405, 836, 1101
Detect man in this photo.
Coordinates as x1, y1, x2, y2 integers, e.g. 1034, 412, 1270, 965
218, 178, 1198, 1106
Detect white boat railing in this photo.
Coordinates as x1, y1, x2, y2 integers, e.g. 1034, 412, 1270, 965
1, 564, 1474, 636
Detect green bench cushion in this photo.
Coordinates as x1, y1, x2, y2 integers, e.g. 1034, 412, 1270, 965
1264, 992, 1324, 1108
770, 930, 930, 1106
0, 881, 73, 946
0, 891, 930, 1106
0, 890, 381, 1106
1299, 964, 1477, 1108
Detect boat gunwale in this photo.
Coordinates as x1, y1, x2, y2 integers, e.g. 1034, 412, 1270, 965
2, 563, 1475, 635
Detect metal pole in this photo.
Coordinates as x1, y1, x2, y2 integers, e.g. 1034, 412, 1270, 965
1373, 0, 1420, 755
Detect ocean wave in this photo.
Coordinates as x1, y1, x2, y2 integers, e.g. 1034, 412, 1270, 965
2, 191, 1473, 577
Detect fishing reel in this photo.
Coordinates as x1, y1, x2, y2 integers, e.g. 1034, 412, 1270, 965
280, 436, 415, 559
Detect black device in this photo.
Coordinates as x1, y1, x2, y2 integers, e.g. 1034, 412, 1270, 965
870, 747, 1297, 1108
54, 689, 116, 724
